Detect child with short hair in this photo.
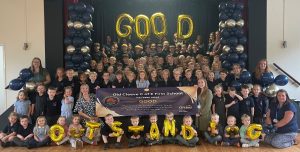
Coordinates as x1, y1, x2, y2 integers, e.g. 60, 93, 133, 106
55, 116, 69, 145
216, 69, 229, 91
45, 87, 61, 126
222, 116, 240, 147
240, 114, 260, 147
162, 112, 177, 144
175, 115, 199, 147
126, 116, 145, 148
100, 72, 112, 88
125, 71, 137, 88
0, 112, 18, 147
112, 70, 127, 88
63, 68, 80, 98
182, 69, 195, 86
251, 84, 269, 124
87, 71, 100, 94
207, 71, 217, 92
225, 87, 243, 125
212, 85, 226, 126
101, 114, 124, 150
240, 85, 255, 118
68, 115, 84, 148
61, 86, 74, 124
27, 116, 50, 149
31, 84, 47, 123
82, 117, 101, 145
145, 114, 163, 146
204, 113, 223, 145
14, 90, 31, 118
12, 115, 34, 147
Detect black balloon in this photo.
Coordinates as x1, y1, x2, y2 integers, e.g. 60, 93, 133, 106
228, 37, 238, 46
222, 60, 232, 70
239, 36, 247, 44
71, 53, 84, 64
85, 38, 93, 46
80, 62, 90, 71
69, 11, 77, 21
235, 28, 244, 38
64, 54, 72, 61
64, 37, 72, 45
220, 38, 227, 45
220, 53, 227, 61
238, 60, 246, 69
274, 74, 288, 86
219, 13, 228, 21
19, 68, 33, 81
221, 29, 230, 38
226, 2, 236, 9
227, 53, 239, 63
261, 72, 274, 85
67, 28, 76, 37
65, 61, 74, 70
81, 29, 91, 38
236, 3, 245, 10
82, 13, 92, 23
239, 53, 248, 61
240, 71, 251, 83
67, 4, 74, 12
231, 80, 242, 91
74, 2, 86, 12
86, 5, 94, 14
9, 78, 25, 91
232, 11, 242, 20
72, 37, 85, 47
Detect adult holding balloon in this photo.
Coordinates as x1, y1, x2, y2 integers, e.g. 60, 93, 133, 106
264, 89, 298, 148
28, 57, 51, 86
252, 59, 272, 87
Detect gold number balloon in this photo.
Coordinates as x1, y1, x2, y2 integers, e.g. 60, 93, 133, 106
246, 124, 262, 140
135, 14, 150, 42
163, 119, 176, 137
86, 121, 101, 140
181, 125, 195, 140
150, 123, 160, 140
49, 124, 65, 142
111, 121, 123, 137
150, 12, 167, 40
177, 14, 194, 40
115, 13, 134, 38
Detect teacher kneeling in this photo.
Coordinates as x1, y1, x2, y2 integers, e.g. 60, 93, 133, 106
264, 89, 298, 148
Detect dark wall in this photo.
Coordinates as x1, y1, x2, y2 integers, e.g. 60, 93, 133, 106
44, 0, 64, 77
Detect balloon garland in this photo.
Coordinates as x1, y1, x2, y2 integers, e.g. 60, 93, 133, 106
49, 124, 65, 142
181, 125, 195, 140
246, 124, 262, 140
150, 123, 160, 140
163, 119, 176, 137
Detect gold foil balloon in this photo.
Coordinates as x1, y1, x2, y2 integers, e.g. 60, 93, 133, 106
163, 119, 176, 137
86, 121, 101, 140
25, 82, 36, 91
80, 46, 90, 54
265, 84, 279, 97
150, 12, 167, 40
128, 126, 144, 135
209, 121, 217, 136
236, 44, 244, 53
236, 19, 245, 27
66, 45, 76, 54
135, 14, 150, 42
150, 123, 160, 140
225, 19, 236, 28
181, 125, 195, 140
67, 20, 74, 28
177, 15, 194, 40
111, 121, 123, 137
246, 124, 262, 140
222, 45, 230, 53
49, 124, 65, 142
115, 13, 134, 38
73, 21, 84, 30
85, 22, 93, 30
219, 21, 226, 29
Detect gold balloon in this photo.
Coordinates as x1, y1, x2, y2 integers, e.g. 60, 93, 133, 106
236, 45, 244, 53
67, 20, 74, 28
246, 124, 262, 140
209, 121, 217, 136
135, 14, 150, 42
86, 121, 101, 140
73, 21, 84, 30
150, 12, 167, 40
225, 19, 236, 28
85, 22, 93, 30
225, 126, 239, 136
116, 13, 134, 38
265, 84, 279, 97
219, 21, 226, 29
163, 119, 176, 137
128, 126, 144, 136
177, 15, 194, 40
66, 45, 76, 54
181, 125, 195, 140
25, 82, 36, 91
49, 124, 65, 142
150, 123, 160, 140
80, 46, 90, 54
236, 19, 245, 27
222, 45, 230, 53
110, 121, 123, 137
70, 128, 85, 138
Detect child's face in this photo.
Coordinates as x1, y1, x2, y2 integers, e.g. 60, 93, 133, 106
151, 71, 157, 78
65, 89, 72, 97
38, 118, 46, 126
89, 74, 97, 81
185, 72, 192, 79
48, 90, 56, 98
252, 86, 261, 96
20, 118, 29, 127
241, 88, 249, 97
9, 116, 17, 124
131, 118, 139, 126
211, 116, 219, 124
227, 117, 236, 126
18, 92, 26, 100
80, 85, 89, 95
208, 72, 215, 80
80, 75, 87, 82
184, 118, 192, 126
215, 88, 222, 96
128, 74, 134, 81
97, 63, 103, 70
162, 72, 169, 79
220, 72, 227, 80
139, 72, 145, 79
73, 117, 80, 125
66, 70, 74, 78
37, 86, 45, 94
166, 114, 174, 121
149, 116, 157, 123
116, 74, 123, 80
196, 71, 203, 78
229, 90, 236, 97
242, 117, 251, 126
103, 73, 110, 80
56, 69, 64, 77
105, 115, 114, 125
58, 118, 66, 126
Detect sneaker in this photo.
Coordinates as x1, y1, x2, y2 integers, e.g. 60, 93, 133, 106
115, 142, 122, 148
242, 144, 249, 148
214, 141, 218, 146
103, 143, 109, 150
254, 143, 259, 147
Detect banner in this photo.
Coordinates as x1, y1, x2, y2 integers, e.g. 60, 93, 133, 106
96, 87, 198, 117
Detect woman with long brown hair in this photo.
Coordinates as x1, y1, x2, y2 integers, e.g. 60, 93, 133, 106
252, 59, 271, 86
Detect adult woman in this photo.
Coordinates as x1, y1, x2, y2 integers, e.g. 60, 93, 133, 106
252, 59, 271, 86
29, 57, 51, 85
264, 89, 298, 148
74, 84, 97, 124
196, 78, 213, 133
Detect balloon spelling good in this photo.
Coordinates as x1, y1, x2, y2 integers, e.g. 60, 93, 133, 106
110, 121, 123, 137
9, 78, 25, 90
128, 126, 144, 136
135, 14, 150, 42
163, 119, 176, 137
86, 121, 101, 140
177, 14, 193, 40
246, 124, 262, 140
49, 124, 65, 142
181, 125, 195, 140
150, 123, 160, 140
150, 12, 167, 40
115, 13, 134, 39
274, 74, 288, 86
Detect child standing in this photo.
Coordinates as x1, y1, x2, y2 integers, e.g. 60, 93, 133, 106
251, 84, 269, 124
239, 85, 255, 119
14, 90, 31, 118
27, 116, 50, 149
216, 70, 229, 91
12, 115, 33, 147
145, 114, 163, 146
204, 114, 223, 145
101, 114, 124, 150
45, 87, 61, 126
240, 114, 260, 147
136, 70, 150, 88
55, 116, 69, 145
162, 112, 177, 144
100, 72, 112, 88
31, 84, 47, 123
0, 112, 18, 147
112, 70, 127, 88
87, 71, 100, 94
207, 71, 217, 92
61, 86, 74, 124
175, 115, 199, 147
68, 115, 84, 148
126, 116, 145, 148
125, 71, 137, 88
225, 87, 243, 125
222, 116, 240, 147
212, 85, 226, 126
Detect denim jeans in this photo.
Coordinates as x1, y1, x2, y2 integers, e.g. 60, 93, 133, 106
175, 135, 199, 146
264, 132, 297, 148
204, 131, 222, 144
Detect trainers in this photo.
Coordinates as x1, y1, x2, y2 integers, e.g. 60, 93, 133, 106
214, 141, 218, 146
103, 143, 109, 150
115, 142, 122, 148
242, 144, 249, 148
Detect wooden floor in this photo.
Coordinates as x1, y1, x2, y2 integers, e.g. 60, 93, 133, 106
1, 135, 299, 152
